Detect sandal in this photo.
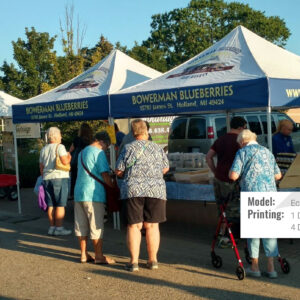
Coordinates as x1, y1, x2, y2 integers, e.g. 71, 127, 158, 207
80, 254, 95, 264
95, 256, 116, 265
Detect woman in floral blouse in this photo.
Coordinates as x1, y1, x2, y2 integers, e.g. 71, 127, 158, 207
116, 119, 169, 272
229, 129, 281, 279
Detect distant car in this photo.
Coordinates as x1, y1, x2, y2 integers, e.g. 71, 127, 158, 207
167, 63, 233, 79
168, 112, 300, 154
56, 80, 99, 92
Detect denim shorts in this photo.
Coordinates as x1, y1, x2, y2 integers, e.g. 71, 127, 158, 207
44, 178, 69, 207
248, 238, 278, 258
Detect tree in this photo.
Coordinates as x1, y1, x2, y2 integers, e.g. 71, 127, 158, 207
128, 42, 168, 73
141, 0, 290, 69
82, 35, 113, 69
0, 27, 57, 98
59, 3, 87, 56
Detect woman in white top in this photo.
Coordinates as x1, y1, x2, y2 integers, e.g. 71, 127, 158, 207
39, 127, 71, 236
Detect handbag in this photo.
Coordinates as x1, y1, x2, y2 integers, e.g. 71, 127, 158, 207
34, 176, 43, 195
81, 155, 121, 212
38, 182, 48, 211
55, 144, 71, 172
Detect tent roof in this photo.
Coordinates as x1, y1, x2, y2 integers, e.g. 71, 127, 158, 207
111, 26, 300, 118
12, 50, 161, 123
0, 91, 23, 117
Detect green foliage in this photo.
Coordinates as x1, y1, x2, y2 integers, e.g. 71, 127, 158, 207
18, 152, 40, 187
82, 35, 113, 69
128, 42, 168, 73
140, 0, 290, 69
0, 27, 57, 98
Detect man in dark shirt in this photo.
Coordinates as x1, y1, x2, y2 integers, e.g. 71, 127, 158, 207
206, 116, 247, 247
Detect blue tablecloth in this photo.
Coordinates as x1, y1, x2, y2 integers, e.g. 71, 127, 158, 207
117, 179, 215, 202
166, 182, 215, 202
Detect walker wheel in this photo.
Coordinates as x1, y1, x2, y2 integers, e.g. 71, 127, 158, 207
236, 266, 245, 280
212, 255, 222, 268
281, 258, 290, 274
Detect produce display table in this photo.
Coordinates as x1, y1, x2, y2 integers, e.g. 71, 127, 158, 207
166, 181, 215, 202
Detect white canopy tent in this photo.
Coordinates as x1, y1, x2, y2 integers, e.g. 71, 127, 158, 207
12, 50, 161, 226
111, 26, 300, 150
0, 91, 23, 213
0, 91, 23, 117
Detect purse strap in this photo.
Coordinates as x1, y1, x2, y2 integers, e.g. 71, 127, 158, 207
80, 153, 107, 188
55, 144, 60, 157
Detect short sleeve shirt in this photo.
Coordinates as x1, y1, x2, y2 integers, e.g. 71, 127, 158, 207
272, 133, 295, 157
116, 140, 169, 200
211, 133, 240, 182
39, 143, 69, 180
74, 145, 110, 203
230, 144, 280, 192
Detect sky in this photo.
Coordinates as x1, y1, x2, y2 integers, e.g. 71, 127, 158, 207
0, 0, 300, 67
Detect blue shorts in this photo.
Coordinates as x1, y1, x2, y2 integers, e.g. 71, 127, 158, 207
44, 178, 69, 207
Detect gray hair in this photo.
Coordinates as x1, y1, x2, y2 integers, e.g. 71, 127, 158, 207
237, 129, 257, 145
46, 127, 61, 143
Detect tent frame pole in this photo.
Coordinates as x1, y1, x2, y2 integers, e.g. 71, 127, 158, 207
13, 124, 21, 214
267, 106, 272, 151
108, 95, 120, 230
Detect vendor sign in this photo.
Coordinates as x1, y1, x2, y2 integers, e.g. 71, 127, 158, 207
2, 132, 15, 170
4, 119, 40, 138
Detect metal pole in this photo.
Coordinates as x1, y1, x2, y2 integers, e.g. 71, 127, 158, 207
226, 111, 230, 132
267, 106, 272, 151
13, 124, 22, 214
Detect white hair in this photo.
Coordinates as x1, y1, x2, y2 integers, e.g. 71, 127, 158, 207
237, 129, 257, 145
46, 127, 61, 143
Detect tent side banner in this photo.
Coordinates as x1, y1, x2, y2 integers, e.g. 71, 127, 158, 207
269, 78, 300, 108
12, 96, 109, 123
111, 78, 269, 118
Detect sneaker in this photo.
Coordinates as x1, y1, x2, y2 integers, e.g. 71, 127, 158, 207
246, 267, 261, 278
218, 236, 232, 249
262, 271, 278, 279
53, 227, 72, 236
124, 263, 139, 272
146, 261, 158, 270
48, 226, 56, 235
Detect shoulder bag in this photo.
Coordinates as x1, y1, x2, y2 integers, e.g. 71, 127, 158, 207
55, 144, 71, 172
81, 154, 121, 212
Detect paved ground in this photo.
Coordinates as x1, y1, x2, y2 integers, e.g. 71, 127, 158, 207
0, 189, 300, 300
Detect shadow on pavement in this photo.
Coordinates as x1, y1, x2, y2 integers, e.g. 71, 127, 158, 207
90, 268, 286, 300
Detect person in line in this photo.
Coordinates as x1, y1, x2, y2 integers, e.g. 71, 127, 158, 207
272, 119, 295, 158
118, 120, 152, 155
69, 123, 93, 199
39, 127, 72, 236
115, 119, 169, 272
74, 131, 115, 264
229, 129, 282, 279
206, 116, 247, 248
114, 122, 126, 150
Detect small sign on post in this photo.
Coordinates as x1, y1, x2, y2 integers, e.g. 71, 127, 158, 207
4, 119, 41, 138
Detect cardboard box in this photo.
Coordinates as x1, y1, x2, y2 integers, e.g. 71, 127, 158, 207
279, 154, 300, 189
